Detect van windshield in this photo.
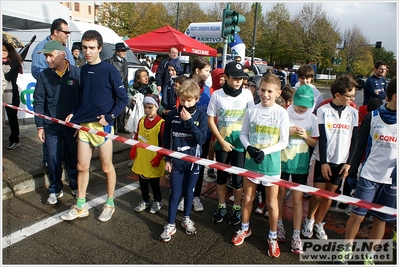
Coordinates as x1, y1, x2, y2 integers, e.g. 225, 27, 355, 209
100, 43, 141, 65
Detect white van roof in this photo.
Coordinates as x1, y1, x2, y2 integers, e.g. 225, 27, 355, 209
69, 21, 125, 44
2, 2, 71, 30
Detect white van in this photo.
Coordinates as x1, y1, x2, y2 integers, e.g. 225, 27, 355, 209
4, 21, 152, 118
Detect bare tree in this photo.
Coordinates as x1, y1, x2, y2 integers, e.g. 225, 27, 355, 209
340, 25, 373, 76
290, 3, 340, 65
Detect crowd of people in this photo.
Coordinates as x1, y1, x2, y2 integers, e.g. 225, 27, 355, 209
2, 18, 396, 264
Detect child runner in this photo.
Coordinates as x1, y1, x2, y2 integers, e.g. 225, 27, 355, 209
207, 61, 255, 225
277, 84, 319, 254
231, 73, 289, 258
159, 79, 208, 242
302, 75, 358, 240
130, 94, 165, 214
177, 57, 214, 212
337, 77, 397, 265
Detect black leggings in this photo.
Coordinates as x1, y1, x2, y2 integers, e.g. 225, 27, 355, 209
138, 175, 162, 202
215, 149, 245, 189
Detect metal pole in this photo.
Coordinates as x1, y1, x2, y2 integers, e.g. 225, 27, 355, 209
222, 38, 228, 68
251, 3, 259, 68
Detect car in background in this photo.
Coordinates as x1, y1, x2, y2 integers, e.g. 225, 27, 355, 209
243, 59, 268, 76
355, 77, 366, 90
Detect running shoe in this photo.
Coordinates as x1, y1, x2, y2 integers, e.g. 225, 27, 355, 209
192, 197, 204, 212
60, 204, 89, 221
314, 222, 328, 240
229, 206, 242, 225
301, 217, 314, 238
98, 204, 115, 222
212, 205, 227, 223
149, 201, 163, 214
159, 224, 176, 242
255, 202, 266, 215
290, 236, 303, 254
46, 191, 63, 205
177, 198, 184, 212
134, 201, 151, 212
231, 228, 252, 246
267, 237, 281, 258
277, 223, 286, 243
181, 218, 197, 235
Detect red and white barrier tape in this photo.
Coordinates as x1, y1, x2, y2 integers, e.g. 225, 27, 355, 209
3, 102, 396, 216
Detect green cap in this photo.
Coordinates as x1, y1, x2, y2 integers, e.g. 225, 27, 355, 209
39, 40, 65, 54
294, 84, 314, 108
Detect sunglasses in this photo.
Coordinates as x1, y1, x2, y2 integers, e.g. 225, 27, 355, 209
58, 29, 71, 35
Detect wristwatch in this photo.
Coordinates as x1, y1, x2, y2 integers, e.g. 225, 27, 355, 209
110, 114, 116, 120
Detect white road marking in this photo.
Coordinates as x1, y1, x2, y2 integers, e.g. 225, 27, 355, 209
2, 183, 139, 249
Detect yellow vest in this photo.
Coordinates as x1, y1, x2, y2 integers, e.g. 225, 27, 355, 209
132, 117, 165, 178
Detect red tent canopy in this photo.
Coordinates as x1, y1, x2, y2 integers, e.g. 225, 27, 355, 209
125, 26, 217, 57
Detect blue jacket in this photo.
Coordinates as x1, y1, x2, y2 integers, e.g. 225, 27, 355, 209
363, 74, 387, 105
33, 63, 81, 129
163, 108, 208, 171
70, 61, 129, 124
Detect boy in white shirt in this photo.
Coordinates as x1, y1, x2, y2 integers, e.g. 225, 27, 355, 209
302, 75, 358, 241
231, 73, 289, 258
277, 84, 319, 254
207, 62, 254, 225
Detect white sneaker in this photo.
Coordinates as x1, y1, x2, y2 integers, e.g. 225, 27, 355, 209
314, 222, 328, 240
98, 204, 115, 222
149, 201, 163, 214
192, 197, 204, 212
159, 224, 176, 242
60, 204, 89, 221
181, 218, 197, 235
301, 217, 314, 238
46, 191, 63, 205
177, 198, 184, 212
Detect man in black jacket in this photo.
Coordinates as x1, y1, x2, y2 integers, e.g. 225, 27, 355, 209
105, 42, 130, 133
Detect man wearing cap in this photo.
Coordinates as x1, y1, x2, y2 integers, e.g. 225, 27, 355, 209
31, 18, 75, 168
207, 61, 255, 225
105, 42, 130, 133
33, 40, 81, 205
71, 45, 85, 67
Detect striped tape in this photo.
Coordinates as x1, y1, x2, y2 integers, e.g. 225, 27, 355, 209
3, 102, 396, 216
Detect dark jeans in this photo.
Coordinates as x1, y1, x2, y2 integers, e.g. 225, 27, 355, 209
138, 175, 162, 203
115, 108, 127, 131
5, 106, 19, 144
45, 126, 78, 194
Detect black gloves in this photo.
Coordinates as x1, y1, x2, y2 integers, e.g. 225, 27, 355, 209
247, 146, 265, 164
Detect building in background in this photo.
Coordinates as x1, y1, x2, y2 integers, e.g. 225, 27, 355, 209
60, 2, 99, 24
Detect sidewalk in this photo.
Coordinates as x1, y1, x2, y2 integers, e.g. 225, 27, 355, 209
2, 119, 132, 200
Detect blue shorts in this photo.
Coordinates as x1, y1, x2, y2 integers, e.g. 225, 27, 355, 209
351, 177, 397, 222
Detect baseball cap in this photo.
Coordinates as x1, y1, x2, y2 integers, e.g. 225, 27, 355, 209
39, 40, 65, 54
224, 62, 248, 78
293, 84, 314, 108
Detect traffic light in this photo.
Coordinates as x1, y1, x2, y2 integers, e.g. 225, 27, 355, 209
375, 41, 382, 48
331, 57, 342, 65
221, 3, 246, 43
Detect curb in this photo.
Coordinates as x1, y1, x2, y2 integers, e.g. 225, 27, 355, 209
2, 145, 131, 200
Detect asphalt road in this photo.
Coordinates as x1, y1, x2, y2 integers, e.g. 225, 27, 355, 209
3, 86, 396, 265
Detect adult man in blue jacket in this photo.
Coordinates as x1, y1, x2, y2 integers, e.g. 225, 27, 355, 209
31, 18, 75, 168
33, 41, 81, 205
363, 60, 388, 105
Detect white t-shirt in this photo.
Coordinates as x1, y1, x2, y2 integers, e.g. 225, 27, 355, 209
207, 88, 254, 152
315, 104, 358, 164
